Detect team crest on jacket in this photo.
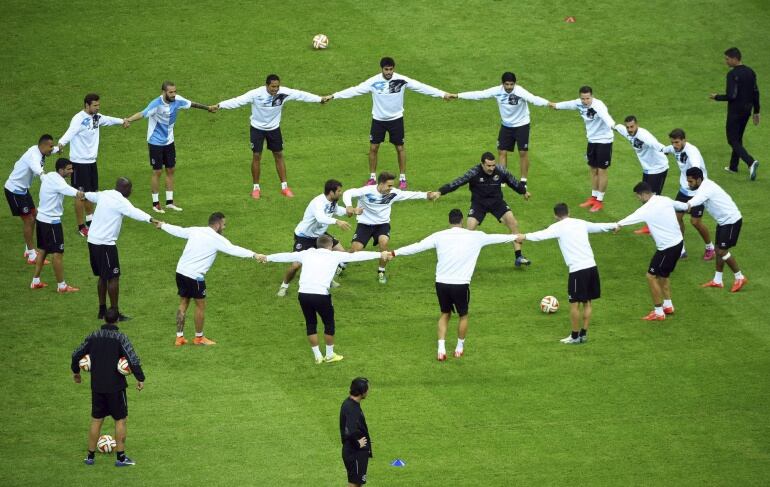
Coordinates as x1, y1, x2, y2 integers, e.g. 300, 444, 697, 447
270, 94, 289, 106
632, 138, 644, 149
586, 107, 597, 119
507, 94, 521, 105
493, 175, 500, 181
388, 79, 408, 93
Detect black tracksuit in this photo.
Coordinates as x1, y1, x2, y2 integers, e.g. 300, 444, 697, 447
714, 64, 760, 170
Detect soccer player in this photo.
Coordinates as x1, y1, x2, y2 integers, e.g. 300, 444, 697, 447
84, 177, 158, 320
614, 182, 684, 320
515, 203, 615, 344
57, 93, 128, 237
342, 171, 440, 284
323, 57, 451, 188
4, 134, 55, 264
662, 129, 715, 260
437, 152, 532, 267
390, 209, 518, 360
549, 86, 616, 212
154, 212, 259, 346
276, 179, 354, 297
613, 116, 670, 234
674, 167, 747, 292
125, 81, 214, 213
260, 235, 388, 364
710, 47, 760, 179
30, 158, 84, 293
340, 377, 372, 487
212, 74, 324, 199
71, 308, 145, 467
454, 71, 550, 183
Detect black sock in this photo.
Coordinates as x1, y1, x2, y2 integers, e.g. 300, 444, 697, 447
99, 304, 107, 313
571, 330, 579, 339
166, 199, 173, 205
87, 450, 95, 459
579, 329, 587, 337
78, 224, 86, 231
117, 450, 126, 461
515, 250, 522, 258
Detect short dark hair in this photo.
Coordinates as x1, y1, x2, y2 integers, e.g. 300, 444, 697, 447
501, 72, 516, 83
84, 93, 100, 106
668, 128, 686, 140
350, 377, 369, 396
38, 134, 53, 144
686, 167, 704, 180
55, 158, 72, 171
161, 80, 175, 91
104, 308, 120, 324
633, 182, 653, 194
380, 57, 395, 68
265, 74, 280, 85
624, 115, 637, 123
724, 47, 741, 60
448, 208, 463, 224
324, 179, 342, 195
480, 151, 496, 163
579, 85, 593, 95
208, 212, 225, 225
316, 234, 333, 249
554, 202, 569, 217
378, 171, 396, 184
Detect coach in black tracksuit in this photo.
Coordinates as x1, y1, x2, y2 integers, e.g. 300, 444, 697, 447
438, 151, 532, 266
71, 308, 145, 466
710, 47, 760, 178
340, 377, 372, 486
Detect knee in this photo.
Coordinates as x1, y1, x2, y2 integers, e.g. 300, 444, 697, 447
395, 145, 405, 153
306, 322, 318, 336
323, 322, 335, 336
369, 144, 380, 154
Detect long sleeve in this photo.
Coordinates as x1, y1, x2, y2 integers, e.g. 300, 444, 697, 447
342, 407, 366, 449
439, 166, 478, 195
395, 234, 437, 256
335, 204, 348, 217
84, 191, 100, 204
661, 145, 674, 155
119, 334, 145, 382
58, 116, 84, 147
71, 336, 91, 373
405, 76, 446, 98
342, 186, 371, 207
480, 233, 516, 246
336, 251, 382, 264
119, 199, 152, 222
393, 190, 428, 202
312, 202, 339, 225
714, 73, 738, 102
28, 155, 44, 177
219, 90, 256, 110
53, 176, 79, 198
457, 86, 498, 100
585, 222, 617, 233
517, 86, 549, 106
672, 201, 689, 212
614, 124, 629, 137
593, 102, 616, 129
525, 226, 560, 242
99, 115, 124, 127
617, 205, 649, 227
267, 252, 304, 264
160, 223, 191, 239
285, 87, 322, 103
753, 78, 760, 114
214, 237, 255, 259
638, 129, 665, 152
333, 81, 371, 99
500, 166, 527, 194
685, 190, 708, 209
553, 99, 578, 110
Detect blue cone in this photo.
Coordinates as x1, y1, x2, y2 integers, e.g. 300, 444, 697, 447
390, 459, 406, 467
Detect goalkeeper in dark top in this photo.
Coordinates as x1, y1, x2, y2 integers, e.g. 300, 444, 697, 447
438, 151, 532, 266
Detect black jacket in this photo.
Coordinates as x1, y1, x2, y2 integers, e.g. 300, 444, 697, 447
340, 397, 372, 457
715, 65, 760, 115
71, 324, 145, 393
438, 164, 527, 202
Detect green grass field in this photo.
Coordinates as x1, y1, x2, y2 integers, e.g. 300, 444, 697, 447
1, 0, 769, 485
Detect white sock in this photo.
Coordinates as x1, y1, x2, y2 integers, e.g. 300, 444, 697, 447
596, 192, 605, 202
166, 191, 173, 202
705, 242, 714, 251
32, 277, 40, 285
734, 271, 744, 280
325, 345, 334, 358
369, 173, 375, 180
27, 249, 36, 260
25, 245, 30, 253
378, 267, 386, 272
654, 306, 664, 316
176, 332, 184, 337
281, 181, 288, 190
400, 173, 406, 181
713, 272, 723, 285
520, 177, 527, 183
338, 263, 347, 270
438, 339, 446, 354
681, 245, 687, 255
591, 190, 599, 198
280, 282, 289, 289
58, 281, 67, 290
663, 299, 673, 308
85, 214, 93, 223
456, 338, 465, 351
195, 332, 204, 337
152, 193, 159, 204
253, 183, 261, 190
311, 346, 322, 360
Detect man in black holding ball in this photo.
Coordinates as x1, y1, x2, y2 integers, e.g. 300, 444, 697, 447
340, 377, 372, 486
71, 308, 145, 467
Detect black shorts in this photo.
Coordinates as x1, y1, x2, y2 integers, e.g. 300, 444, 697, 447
71, 162, 99, 192
176, 272, 206, 299
568, 266, 600, 303
343, 449, 370, 485
250, 126, 283, 153
5, 188, 35, 217
468, 199, 511, 225
293, 233, 340, 252
352, 223, 391, 247
298, 292, 335, 336
715, 219, 742, 250
642, 170, 667, 195
88, 243, 121, 280
370, 117, 404, 146
497, 124, 530, 152
148, 143, 176, 170
675, 191, 705, 218
648, 241, 684, 278
92, 389, 128, 421
435, 282, 470, 316
586, 142, 612, 169
36, 220, 65, 254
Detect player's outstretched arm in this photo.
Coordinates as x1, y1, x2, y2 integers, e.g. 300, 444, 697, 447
266, 252, 304, 264
438, 166, 478, 195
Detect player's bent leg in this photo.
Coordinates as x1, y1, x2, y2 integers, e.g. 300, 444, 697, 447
498, 149, 508, 168
518, 150, 530, 181
192, 298, 214, 345
175, 298, 190, 346
368, 143, 380, 175
349, 241, 364, 253
454, 313, 469, 358
437, 312, 451, 361
114, 418, 127, 452
466, 217, 480, 231
88, 417, 104, 452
